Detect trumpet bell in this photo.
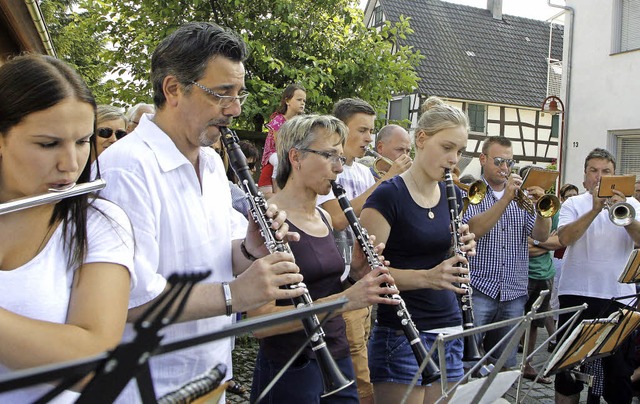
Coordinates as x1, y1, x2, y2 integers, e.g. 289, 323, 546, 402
467, 181, 487, 205
537, 195, 561, 218
608, 201, 636, 226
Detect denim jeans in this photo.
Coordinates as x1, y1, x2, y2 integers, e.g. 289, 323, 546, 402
368, 326, 463, 385
250, 349, 359, 404
472, 290, 526, 368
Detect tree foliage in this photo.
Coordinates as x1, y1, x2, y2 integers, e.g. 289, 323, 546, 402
41, 0, 111, 102
60, 0, 422, 131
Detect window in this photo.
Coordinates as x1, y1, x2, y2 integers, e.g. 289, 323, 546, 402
374, 6, 383, 26
615, 135, 640, 176
388, 97, 410, 121
613, 0, 640, 53
467, 103, 486, 133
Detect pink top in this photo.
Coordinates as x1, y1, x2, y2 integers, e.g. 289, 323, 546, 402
261, 113, 286, 166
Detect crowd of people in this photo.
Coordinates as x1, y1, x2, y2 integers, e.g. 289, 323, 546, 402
2, 20, 640, 404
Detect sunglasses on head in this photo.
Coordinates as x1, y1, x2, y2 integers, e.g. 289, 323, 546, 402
96, 127, 127, 140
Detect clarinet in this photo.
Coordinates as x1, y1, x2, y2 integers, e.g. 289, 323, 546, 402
157, 364, 227, 404
443, 168, 483, 362
220, 127, 353, 397
330, 180, 440, 384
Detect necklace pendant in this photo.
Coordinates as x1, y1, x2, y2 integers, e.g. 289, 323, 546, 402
428, 210, 435, 219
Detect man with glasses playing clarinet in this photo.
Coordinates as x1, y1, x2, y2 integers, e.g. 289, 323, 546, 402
97, 22, 305, 402
462, 136, 551, 371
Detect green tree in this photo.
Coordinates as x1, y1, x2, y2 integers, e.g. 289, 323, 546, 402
81, 0, 422, 130
41, 0, 112, 103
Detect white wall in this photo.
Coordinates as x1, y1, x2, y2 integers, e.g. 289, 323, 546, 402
563, 0, 640, 191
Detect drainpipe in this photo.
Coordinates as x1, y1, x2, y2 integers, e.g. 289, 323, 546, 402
24, 0, 56, 57
547, 0, 574, 186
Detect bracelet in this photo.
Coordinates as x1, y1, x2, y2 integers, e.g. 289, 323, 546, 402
240, 239, 258, 261
221, 282, 233, 316
346, 275, 357, 285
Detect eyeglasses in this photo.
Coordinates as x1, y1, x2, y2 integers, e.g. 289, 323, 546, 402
298, 148, 347, 165
190, 81, 249, 108
489, 156, 515, 168
96, 127, 127, 140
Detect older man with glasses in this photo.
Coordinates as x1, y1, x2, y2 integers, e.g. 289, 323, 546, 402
97, 22, 304, 402
462, 136, 551, 372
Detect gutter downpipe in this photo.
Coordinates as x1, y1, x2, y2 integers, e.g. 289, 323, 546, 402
548, 0, 574, 186
24, 0, 56, 57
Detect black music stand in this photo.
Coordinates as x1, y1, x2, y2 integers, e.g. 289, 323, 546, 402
0, 272, 349, 403
544, 296, 640, 378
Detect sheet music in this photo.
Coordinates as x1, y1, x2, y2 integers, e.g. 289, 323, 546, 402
618, 249, 640, 283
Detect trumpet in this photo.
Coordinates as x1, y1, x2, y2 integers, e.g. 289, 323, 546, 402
501, 170, 560, 218
605, 199, 636, 226
364, 146, 394, 168
454, 179, 487, 216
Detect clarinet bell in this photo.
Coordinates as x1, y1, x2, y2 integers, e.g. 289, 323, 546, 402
316, 347, 355, 397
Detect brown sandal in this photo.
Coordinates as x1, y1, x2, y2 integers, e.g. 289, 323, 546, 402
522, 372, 552, 384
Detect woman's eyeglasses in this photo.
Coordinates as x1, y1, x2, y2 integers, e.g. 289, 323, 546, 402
96, 127, 127, 140
298, 148, 347, 165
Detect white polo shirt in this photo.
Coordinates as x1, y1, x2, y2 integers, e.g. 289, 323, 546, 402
98, 114, 247, 400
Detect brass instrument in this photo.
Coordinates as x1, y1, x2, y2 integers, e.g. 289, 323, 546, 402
454, 179, 487, 216
501, 170, 560, 218
514, 189, 561, 218
605, 199, 636, 226
364, 146, 394, 167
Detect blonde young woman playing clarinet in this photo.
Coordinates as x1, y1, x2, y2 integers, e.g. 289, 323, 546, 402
249, 114, 399, 403
360, 97, 476, 404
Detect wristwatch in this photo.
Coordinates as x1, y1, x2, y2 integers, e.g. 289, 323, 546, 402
533, 239, 540, 246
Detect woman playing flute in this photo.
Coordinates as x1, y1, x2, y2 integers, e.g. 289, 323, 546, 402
0, 54, 134, 402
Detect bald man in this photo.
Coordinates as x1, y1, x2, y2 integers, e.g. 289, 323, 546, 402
370, 124, 412, 180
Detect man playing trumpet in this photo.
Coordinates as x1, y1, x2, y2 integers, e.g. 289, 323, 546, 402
462, 136, 552, 370
364, 124, 412, 180
554, 148, 640, 404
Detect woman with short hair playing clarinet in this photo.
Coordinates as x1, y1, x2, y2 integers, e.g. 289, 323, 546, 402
247, 114, 399, 403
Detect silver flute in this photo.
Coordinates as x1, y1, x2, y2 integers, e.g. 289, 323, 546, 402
0, 179, 106, 216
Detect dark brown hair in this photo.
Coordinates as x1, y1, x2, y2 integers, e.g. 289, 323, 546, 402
275, 84, 306, 115
0, 54, 97, 267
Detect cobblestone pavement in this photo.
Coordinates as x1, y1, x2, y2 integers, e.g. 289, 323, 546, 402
225, 328, 590, 403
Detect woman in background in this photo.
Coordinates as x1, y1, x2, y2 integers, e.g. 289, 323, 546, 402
257, 84, 306, 198
92, 104, 127, 160
0, 54, 134, 402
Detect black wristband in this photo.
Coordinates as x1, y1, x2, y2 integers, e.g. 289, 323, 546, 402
240, 239, 258, 261
346, 275, 357, 285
